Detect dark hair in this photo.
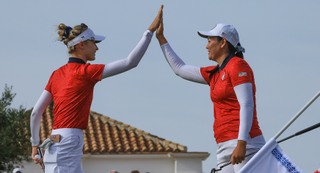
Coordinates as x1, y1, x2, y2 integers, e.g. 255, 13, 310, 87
216, 36, 244, 59
206, 36, 244, 80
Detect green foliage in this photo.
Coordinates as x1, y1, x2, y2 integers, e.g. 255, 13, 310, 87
0, 84, 32, 172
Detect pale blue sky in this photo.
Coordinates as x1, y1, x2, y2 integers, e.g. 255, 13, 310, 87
1, 1, 320, 172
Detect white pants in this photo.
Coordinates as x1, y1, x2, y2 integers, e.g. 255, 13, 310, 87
43, 128, 84, 173
216, 135, 265, 173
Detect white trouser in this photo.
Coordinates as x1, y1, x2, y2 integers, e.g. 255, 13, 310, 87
43, 128, 84, 173
216, 135, 265, 173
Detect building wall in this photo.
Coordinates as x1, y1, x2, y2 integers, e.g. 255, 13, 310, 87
17, 153, 208, 173
174, 158, 204, 173
82, 157, 174, 173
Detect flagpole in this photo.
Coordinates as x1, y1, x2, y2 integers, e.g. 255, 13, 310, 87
273, 90, 320, 140
277, 121, 320, 143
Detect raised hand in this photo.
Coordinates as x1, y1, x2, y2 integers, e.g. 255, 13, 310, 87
148, 5, 164, 33
156, 18, 167, 45
156, 18, 164, 39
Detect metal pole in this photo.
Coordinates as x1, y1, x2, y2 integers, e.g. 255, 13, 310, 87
277, 122, 320, 143
273, 90, 320, 140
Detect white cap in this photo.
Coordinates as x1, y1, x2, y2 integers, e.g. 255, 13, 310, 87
198, 23, 239, 48
13, 168, 23, 173
67, 28, 106, 48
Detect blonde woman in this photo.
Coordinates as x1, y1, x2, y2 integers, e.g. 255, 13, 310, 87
30, 5, 163, 173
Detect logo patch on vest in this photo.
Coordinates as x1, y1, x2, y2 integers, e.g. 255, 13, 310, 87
238, 72, 247, 77
221, 72, 225, 80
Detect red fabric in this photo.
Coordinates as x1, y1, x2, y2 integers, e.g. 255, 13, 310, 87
200, 56, 262, 143
315, 170, 320, 173
45, 62, 105, 129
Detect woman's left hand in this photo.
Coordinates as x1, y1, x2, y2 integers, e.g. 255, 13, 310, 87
230, 140, 247, 165
31, 145, 44, 169
148, 5, 164, 33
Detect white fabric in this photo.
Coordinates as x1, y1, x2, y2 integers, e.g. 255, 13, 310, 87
216, 135, 265, 168
44, 128, 84, 173
39, 138, 55, 151
238, 138, 305, 173
30, 90, 53, 146
101, 30, 153, 79
67, 28, 106, 48
234, 83, 254, 142
218, 155, 253, 173
160, 43, 207, 84
12, 168, 22, 173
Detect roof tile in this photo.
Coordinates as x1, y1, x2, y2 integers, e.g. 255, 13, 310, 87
38, 104, 187, 154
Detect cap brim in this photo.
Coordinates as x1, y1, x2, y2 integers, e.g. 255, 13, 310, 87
94, 35, 106, 43
197, 31, 219, 38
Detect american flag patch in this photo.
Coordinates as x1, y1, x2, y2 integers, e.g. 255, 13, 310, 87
221, 72, 225, 80
221, 32, 227, 37
238, 72, 247, 77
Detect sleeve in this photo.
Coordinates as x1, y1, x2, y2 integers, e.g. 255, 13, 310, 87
30, 90, 53, 146
160, 43, 207, 84
234, 83, 254, 142
101, 30, 153, 79
200, 66, 218, 85
229, 59, 254, 87
44, 72, 54, 93
83, 64, 105, 83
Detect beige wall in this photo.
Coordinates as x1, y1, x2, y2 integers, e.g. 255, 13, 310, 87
83, 157, 174, 173
17, 153, 209, 173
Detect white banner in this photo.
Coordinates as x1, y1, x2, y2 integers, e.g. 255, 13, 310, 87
238, 138, 304, 173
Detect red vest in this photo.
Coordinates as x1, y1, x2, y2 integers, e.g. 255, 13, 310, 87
200, 56, 262, 143
45, 60, 105, 129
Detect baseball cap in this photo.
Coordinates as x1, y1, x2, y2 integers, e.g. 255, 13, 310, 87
13, 168, 23, 173
67, 28, 106, 48
198, 23, 239, 48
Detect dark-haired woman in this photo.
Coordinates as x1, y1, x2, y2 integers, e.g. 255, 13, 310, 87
30, 5, 163, 173
156, 21, 265, 173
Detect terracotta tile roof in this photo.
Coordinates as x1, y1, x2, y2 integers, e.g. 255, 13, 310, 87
39, 103, 187, 154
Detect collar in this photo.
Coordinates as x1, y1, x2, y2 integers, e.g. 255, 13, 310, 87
68, 57, 86, 64
218, 53, 235, 72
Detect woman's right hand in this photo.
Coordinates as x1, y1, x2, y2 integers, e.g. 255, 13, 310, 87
156, 18, 167, 45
